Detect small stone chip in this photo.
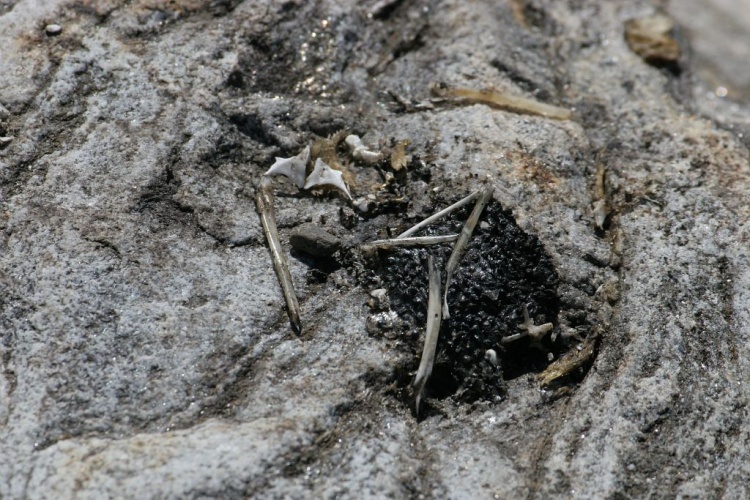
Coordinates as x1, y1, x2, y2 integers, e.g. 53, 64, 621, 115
45, 24, 63, 36
289, 223, 342, 257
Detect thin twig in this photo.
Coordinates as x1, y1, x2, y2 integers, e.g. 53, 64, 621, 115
361, 234, 459, 252
386, 90, 435, 113
442, 186, 495, 319
397, 190, 481, 238
430, 82, 572, 120
413, 255, 442, 417
256, 176, 301, 334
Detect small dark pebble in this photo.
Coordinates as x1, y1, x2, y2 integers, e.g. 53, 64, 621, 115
290, 223, 342, 257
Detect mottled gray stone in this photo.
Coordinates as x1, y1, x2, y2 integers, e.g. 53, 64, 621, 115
289, 223, 342, 257
1, 0, 749, 499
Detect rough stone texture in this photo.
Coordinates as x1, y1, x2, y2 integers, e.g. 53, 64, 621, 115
289, 222, 342, 257
1, 0, 749, 499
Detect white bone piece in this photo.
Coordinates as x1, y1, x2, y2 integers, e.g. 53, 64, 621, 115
264, 145, 310, 188
304, 158, 352, 200
345, 134, 382, 164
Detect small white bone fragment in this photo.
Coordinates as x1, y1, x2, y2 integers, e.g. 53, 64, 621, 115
485, 349, 499, 366
413, 255, 442, 417
345, 134, 382, 164
45, 24, 62, 36
502, 304, 553, 345
304, 158, 352, 200
361, 234, 459, 252
368, 288, 389, 310
397, 190, 481, 239
264, 145, 310, 188
592, 199, 608, 230
353, 197, 371, 213
518, 304, 553, 340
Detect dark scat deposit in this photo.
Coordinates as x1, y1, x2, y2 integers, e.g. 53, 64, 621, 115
376, 198, 560, 403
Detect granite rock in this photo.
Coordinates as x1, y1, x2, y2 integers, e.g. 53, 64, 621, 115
1, 0, 749, 498
289, 222, 342, 257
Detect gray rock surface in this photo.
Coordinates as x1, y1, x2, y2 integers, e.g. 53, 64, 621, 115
1, 0, 748, 498
290, 223, 342, 257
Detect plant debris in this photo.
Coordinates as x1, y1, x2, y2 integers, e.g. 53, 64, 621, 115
624, 13, 680, 65
430, 81, 572, 120
361, 234, 459, 253
264, 146, 310, 188
442, 186, 494, 319
256, 176, 301, 334
390, 139, 410, 171
538, 329, 600, 389
412, 255, 442, 417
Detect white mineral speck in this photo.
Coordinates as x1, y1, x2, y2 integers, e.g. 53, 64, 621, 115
45, 24, 62, 36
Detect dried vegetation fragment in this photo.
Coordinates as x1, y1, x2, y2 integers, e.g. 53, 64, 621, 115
430, 81, 572, 120
592, 163, 608, 230
311, 131, 349, 165
390, 139, 410, 171
538, 329, 601, 389
255, 126, 411, 333
256, 176, 301, 334
624, 13, 680, 65
310, 132, 356, 197
387, 89, 436, 113
361, 234, 459, 253
502, 304, 553, 346
412, 255, 442, 417
397, 190, 480, 238
442, 187, 495, 319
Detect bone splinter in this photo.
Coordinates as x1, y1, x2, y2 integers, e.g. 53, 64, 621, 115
361, 234, 459, 252
442, 186, 495, 319
431, 82, 572, 120
413, 255, 442, 416
256, 176, 301, 334
397, 190, 481, 239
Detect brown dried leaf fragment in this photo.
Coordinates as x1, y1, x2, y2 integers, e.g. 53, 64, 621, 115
538, 330, 600, 388
310, 131, 356, 191
592, 163, 608, 230
430, 81, 571, 120
624, 13, 680, 65
390, 139, 409, 171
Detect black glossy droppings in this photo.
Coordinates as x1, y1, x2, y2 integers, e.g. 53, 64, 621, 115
375, 198, 560, 402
